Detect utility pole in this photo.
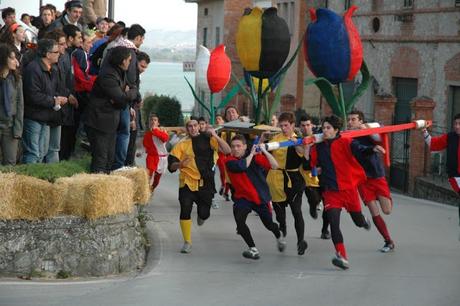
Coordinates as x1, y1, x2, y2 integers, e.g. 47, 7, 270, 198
108, 0, 115, 20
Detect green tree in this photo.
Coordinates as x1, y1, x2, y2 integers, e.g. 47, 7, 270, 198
141, 94, 160, 128
142, 94, 184, 127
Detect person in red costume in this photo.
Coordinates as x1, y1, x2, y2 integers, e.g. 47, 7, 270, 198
143, 113, 169, 192
348, 110, 395, 253
422, 113, 460, 240
305, 115, 384, 270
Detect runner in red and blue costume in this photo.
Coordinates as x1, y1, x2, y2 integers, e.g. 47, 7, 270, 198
225, 134, 286, 260
348, 110, 395, 253
306, 115, 385, 270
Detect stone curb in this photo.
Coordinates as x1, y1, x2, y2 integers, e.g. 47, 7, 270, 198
0, 215, 162, 285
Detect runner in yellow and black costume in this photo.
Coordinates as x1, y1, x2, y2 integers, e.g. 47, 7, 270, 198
168, 117, 231, 254
267, 112, 308, 255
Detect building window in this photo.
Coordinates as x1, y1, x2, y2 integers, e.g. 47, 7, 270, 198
403, 0, 413, 8
215, 27, 220, 45
204, 8, 208, 16
344, 0, 352, 10
203, 27, 207, 47
456, 0, 460, 7
372, 17, 380, 32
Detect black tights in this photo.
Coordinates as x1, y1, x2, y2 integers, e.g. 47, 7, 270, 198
273, 190, 305, 243
233, 205, 280, 248
178, 186, 212, 220
327, 208, 367, 244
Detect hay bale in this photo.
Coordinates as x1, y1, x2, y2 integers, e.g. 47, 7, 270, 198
0, 173, 60, 220
55, 173, 134, 220
112, 167, 151, 205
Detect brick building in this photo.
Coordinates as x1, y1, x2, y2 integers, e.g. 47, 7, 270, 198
186, 0, 460, 200
307, 0, 460, 199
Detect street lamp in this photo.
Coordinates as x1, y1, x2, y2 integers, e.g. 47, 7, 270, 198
108, 0, 115, 19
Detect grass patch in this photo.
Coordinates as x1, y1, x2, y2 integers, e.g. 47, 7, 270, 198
56, 270, 71, 279
0, 156, 91, 182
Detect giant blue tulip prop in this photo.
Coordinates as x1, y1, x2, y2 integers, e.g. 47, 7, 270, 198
304, 6, 370, 126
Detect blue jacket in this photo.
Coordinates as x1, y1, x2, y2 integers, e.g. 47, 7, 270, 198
354, 136, 386, 178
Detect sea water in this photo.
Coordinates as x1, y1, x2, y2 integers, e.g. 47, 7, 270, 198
140, 61, 195, 112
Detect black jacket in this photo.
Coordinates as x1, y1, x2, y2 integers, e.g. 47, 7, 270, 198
57, 48, 76, 127
23, 58, 60, 124
46, 14, 87, 33
84, 63, 137, 133
446, 132, 459, 178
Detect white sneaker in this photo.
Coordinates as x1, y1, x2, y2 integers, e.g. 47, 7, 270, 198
180, 242, 192, 254
242, 247, 260, 260
211, 199, 219, 209
332, 253, 349, 270
277, 237, 286, 252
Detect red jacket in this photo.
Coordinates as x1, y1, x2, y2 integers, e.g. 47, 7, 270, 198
310, 136, 368, 191
143, 128, 169, 172
72, 51, 96, 92
225, 154, 272, 205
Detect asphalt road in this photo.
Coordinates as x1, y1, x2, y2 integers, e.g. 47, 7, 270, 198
0, 170, 459, 306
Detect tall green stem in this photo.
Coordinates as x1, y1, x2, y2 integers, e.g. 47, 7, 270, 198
338, 83, 347, 130
210, 94, 215, 124
256, 78, 263, 124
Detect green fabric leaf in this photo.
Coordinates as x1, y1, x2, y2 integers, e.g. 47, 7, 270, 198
269, 73, 287, 119
345, 60, 371, 113
217, 81, 243, 110
305, 77, 342, 116
184, 76, 210, 114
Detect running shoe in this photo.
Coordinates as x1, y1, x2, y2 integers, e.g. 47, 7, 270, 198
219, 186, 224, 196
320, 230, 331, 240
197, 216, 205, 226
297, 240, 308, 255
180, 242, 192, 254
309, 204, 318, 219
280, 225, 287, 238
277, 237, 286, 252
211, 199, 219, 209
224, 193, 230, 201
332, 253, 349, 270
317, 201, 323, 211
363, 217, 372, 231
242, 247, 260, 260
380, 241, 395, 253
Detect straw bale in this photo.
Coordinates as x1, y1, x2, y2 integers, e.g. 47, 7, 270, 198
0, 173, 61, 220
111, 167, 151, 205
55, 173, 134, 220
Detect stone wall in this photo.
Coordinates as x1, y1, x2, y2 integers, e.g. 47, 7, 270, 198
0, 211, 147, 278
414, 177, 459, 207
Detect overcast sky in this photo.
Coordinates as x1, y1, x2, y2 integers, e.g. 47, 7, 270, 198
1, 0, 198, 31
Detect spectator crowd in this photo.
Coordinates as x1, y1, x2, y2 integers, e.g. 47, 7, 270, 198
0, 0, 150, 173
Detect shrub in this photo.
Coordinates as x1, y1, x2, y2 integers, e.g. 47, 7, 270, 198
142, 94, 184, 127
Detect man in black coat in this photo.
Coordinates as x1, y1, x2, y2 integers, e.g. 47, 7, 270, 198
45, 1, 87, 34
84, 46, 138, 173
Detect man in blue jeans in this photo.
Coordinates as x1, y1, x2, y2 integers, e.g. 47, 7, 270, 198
22, 39, 68, 163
